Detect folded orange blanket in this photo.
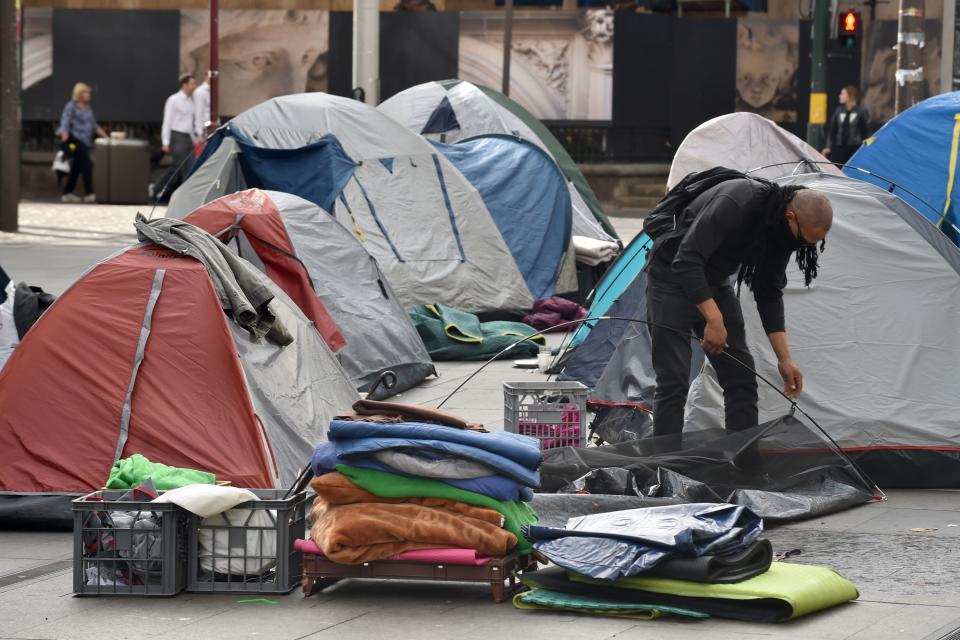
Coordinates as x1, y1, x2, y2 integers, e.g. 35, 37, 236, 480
310, 472, 517, 563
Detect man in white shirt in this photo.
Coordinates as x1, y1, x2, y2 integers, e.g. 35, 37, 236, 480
193, 78, 211, 139
159, 74, 198, 197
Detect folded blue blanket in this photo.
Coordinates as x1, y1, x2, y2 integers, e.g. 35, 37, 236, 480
333, 436, 540, 488
328, 420, 542, 470
311, 442, 535, 502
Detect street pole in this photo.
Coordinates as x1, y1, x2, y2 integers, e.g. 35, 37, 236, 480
807, 0, 829, 150
895, 0, 925, 112
0, 0, 20, 232
353, 0, 380, 105
502, 0, 514, 96
209, 0, 220, 133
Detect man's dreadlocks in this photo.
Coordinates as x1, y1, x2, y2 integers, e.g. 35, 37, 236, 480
736, 183, 826, 293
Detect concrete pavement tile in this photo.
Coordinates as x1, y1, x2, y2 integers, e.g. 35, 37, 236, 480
0, 532, 72, 561
854, 508, 960, 536
844, 604, 960, 640
769, 502, 890, 532
877, 490, 960, 512
0, 558, 52, 575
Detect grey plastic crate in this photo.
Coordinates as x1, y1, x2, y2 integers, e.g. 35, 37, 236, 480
73, 490, 188, 597
186, 490, 306, 594
503, 381, 589, 449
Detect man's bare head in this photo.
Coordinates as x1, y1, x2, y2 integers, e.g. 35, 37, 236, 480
787, 188, 833, 245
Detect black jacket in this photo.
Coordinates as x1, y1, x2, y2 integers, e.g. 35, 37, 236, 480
647, 178, 791, 334
825, 104, 870, 149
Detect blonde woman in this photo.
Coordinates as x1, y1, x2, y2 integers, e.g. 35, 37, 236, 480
57, 82, 106, 203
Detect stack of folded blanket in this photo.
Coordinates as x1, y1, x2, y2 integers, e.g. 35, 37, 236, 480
515, 503, 859, 622
308, 400, 541, 563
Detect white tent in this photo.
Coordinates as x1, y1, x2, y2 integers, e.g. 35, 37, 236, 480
667, 112, 842, 190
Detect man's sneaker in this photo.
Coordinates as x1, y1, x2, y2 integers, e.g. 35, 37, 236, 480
83, 194, 96, 203
61, 193, 81, 203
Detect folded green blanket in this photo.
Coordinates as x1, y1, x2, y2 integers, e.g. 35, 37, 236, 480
106, 453, 215, 490
573, 562, 859, 621
408, 303, 544, 361
514, 588, 708, 620
336, 464, 539, 553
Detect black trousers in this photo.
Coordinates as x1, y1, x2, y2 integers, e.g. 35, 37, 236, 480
64, 141, 93, 196
646, 278, 758, 445
160, 131, 194, 196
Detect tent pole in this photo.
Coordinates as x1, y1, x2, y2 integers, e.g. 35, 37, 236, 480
502, 0, 513, 97
209, 0, 219, 133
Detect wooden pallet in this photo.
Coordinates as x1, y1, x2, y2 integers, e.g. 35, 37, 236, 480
302, 552, 537, 603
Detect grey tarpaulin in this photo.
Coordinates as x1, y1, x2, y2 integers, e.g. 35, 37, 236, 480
539, 414, 878, 522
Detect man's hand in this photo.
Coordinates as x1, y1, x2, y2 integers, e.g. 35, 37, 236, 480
778, 359, 803, 398
822, 147, 831, 157
162, 144, 170, 154
701, 317, 728, 354
61, 132, 69, 142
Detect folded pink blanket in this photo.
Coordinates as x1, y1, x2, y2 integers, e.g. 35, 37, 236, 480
295, 538, 494, 565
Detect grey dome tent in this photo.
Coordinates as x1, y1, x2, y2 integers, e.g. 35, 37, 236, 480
666, 112, 842, 190
180, 189, 436, 398
167, 93, 535, 313
561, 172, 960, 488
378, 80, 619, 243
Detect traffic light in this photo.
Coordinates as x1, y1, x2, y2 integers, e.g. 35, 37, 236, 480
838, 9, 860, 49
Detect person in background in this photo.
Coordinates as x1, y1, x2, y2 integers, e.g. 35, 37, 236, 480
159, 74, 199, 199
822, 86, 870, 165
57, 82, 107, 203
193, 75, 211, 140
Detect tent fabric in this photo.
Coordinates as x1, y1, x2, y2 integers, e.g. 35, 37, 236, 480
182, 189, 435, 398
231, 131, 357, 214
682, 173, 960, 487
539, 415, 878, 523
0, 244, 358, 525
513, 588, 708, 619
667, 112, 842, 190
168, 92, 533, 314
847, 92, 960, 240
559, 174, 960, 488
379, 80, 618, 242
432, 135, 572, 299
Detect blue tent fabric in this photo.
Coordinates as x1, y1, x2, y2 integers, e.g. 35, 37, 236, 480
432, 135, 571, 299
421, 96, 461, 135
230, 131, 357, 213
379, 158, 394, 173
847, 92, 960, 240
570, 232, 652, 347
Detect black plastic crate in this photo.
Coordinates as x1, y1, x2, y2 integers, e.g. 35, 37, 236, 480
186, 489, 306, 594
72, 490, 188, 597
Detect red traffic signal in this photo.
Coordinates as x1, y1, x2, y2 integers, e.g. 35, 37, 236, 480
841, 10, 858, 33
837, 9, 860, 49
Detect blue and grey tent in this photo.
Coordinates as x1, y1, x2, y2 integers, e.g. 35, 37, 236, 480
561, 173, 960, 489
847, 92, 960, 242
167, 93, 543, 313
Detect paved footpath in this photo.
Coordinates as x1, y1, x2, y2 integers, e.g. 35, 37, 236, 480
1, 203, 959, 640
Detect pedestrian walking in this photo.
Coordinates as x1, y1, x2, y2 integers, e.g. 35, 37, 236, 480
159, 74, 199, 200
57, 82, 107, 203
823, 86, 870, 165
